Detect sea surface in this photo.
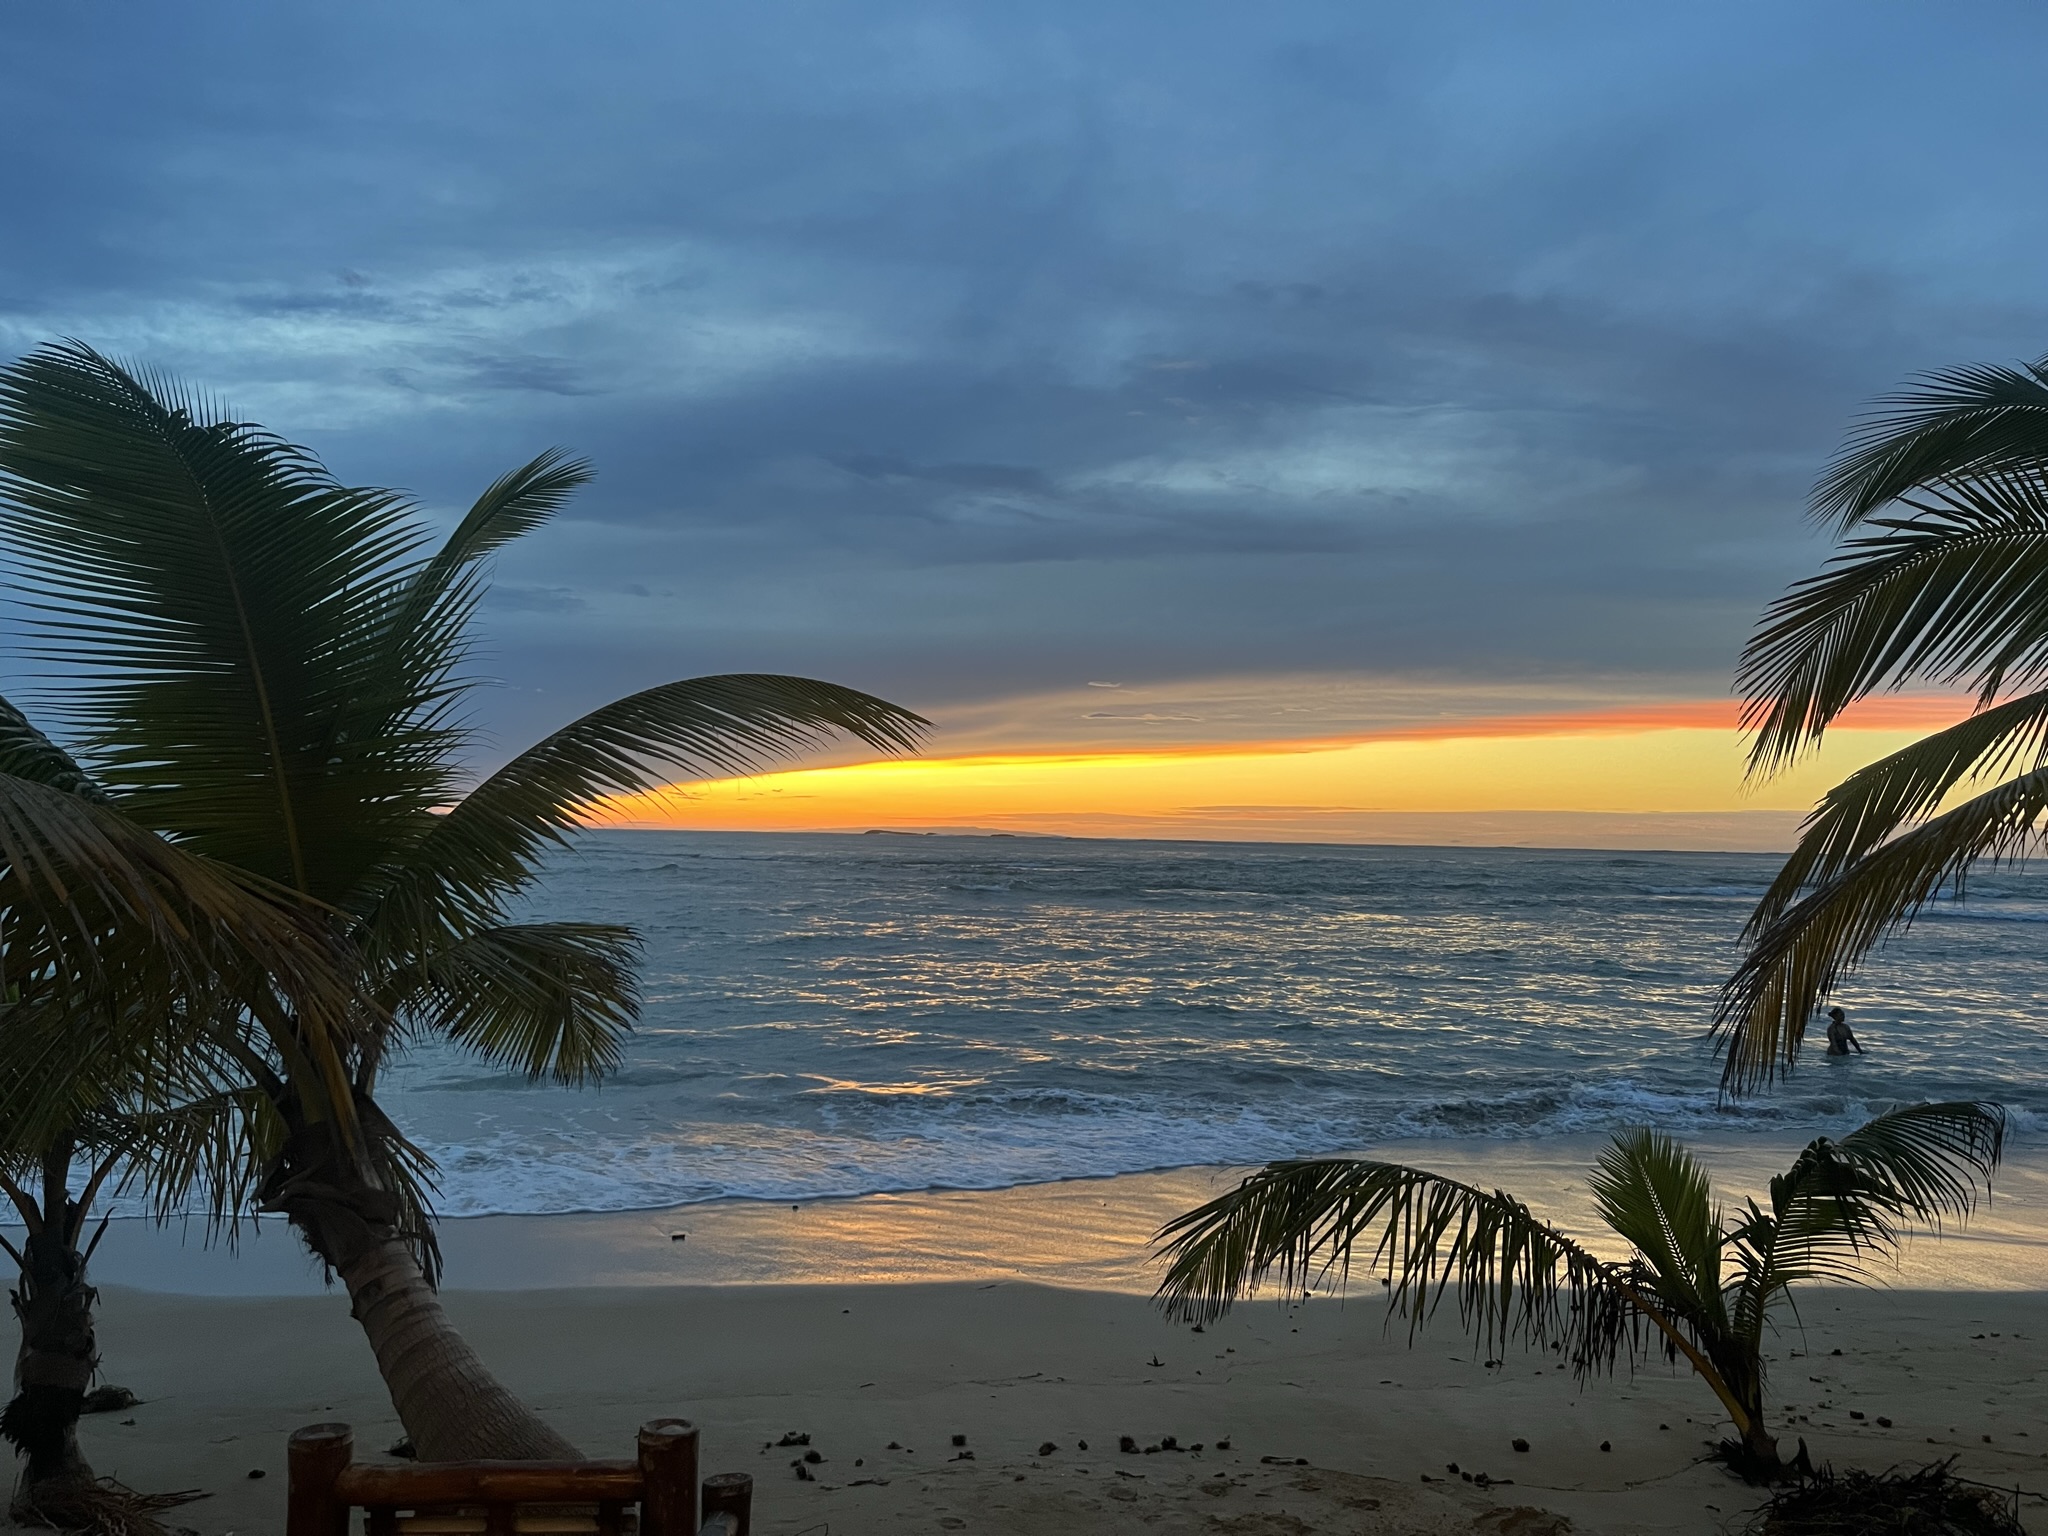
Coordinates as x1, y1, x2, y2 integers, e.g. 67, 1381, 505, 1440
373, 831, 2048, 1217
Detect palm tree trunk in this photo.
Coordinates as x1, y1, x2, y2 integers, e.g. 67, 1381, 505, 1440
264, 1121, 578, 1462
2, 1141, 98, 1515
330, 1229, 577, 1462
1710, 1341, 1785, 1480
1742, 1420, 1783, 1469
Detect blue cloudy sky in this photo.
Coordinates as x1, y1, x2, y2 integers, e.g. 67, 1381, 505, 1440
5, 2, 2046, 763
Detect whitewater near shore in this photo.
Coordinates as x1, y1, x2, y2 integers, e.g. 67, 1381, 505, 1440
366, 833, 2048, 1223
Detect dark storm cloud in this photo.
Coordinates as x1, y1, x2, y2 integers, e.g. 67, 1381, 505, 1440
4, 1, 2047, 753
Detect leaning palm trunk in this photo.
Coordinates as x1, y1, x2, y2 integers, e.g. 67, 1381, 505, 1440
261, 1110, 576, 1461
304, 1218, 573, 1461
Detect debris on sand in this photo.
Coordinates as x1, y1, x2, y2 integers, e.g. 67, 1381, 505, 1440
1748, 1458, 2023, 1536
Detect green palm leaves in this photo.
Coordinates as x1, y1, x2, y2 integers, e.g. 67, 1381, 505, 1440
1724, 352, 2048, 1089
1812, 359, 2048, 527
0, 336, 927, 1258
1156, 1157, 1631, 1371
1155, 1104, 2004, 1470
0, 337, 930, 1455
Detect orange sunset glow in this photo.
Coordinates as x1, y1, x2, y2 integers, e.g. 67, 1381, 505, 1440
603, 694, 1969, 850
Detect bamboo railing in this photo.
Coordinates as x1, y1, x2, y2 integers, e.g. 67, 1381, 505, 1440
286, 1420, 753, 1536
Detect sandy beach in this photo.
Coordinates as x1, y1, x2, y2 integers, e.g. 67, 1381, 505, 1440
48, 1149, 2048, 1536
74, 1280, 2048, 1536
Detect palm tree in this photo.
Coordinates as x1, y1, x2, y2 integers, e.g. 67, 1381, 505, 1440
1154, 1103, 2004, 1480
0, 1102, 236, 1531
0, 341, 928, 1460
1723, 355, 2048, 1088
0, 701, 359, 1519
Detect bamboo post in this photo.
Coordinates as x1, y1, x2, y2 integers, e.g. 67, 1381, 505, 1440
286, 1423, 355, 1536
637, 1418, 700, 1536
700, 1473, 752, 1536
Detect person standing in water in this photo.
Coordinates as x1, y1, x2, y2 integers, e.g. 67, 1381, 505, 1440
1823, 1006, 1863, 1056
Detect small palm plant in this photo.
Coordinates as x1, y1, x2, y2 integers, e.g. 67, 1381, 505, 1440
1155, 1103, 2004, 1480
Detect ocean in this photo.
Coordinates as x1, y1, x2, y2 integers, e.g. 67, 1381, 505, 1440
374, 831, 2048, 1218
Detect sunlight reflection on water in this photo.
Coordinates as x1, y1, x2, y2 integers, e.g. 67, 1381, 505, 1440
364, 832, 2048, 1218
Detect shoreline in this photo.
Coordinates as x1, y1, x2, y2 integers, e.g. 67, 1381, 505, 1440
74, 1134, 2048, 1296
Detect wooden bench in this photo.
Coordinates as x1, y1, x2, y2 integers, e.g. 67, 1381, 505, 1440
286, 1420, 753, 1536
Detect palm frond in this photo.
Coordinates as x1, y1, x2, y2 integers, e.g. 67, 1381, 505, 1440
0, 340, 459, 898
0, 770, 348, 1013
1815, 357, 2048, 527
107, 1083, 278, 1234
1715, 767, 2048, 1091
1740, 476, 2048, 772
396, 449, 593, 635
0, 693, 106, 801
1813, 1100, 2004, 1228
1727, 1102, 2003, 1324
1588, 1129, 1726, 1327
1748, 688, 2048, 931
0, 767, 372, 1165
1153, 1158, 1638, 1377
354, 452, 597, 747
391, 922, 638, 1084
370, 675, 928, 937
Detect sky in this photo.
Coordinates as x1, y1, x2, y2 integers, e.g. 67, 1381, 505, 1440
4, 3, 2043, 847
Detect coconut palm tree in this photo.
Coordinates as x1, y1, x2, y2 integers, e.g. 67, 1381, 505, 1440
0, 701, 358, 1521
1154, 1102, 2004, 1480
1723, 355, 2048, 1089
0, 341, 928, 1460
0, 1090, 248, 1532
